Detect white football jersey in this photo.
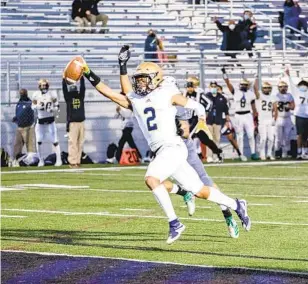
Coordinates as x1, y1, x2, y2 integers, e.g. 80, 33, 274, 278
256, 93, 275, 122
233, 90, 255, 113
32, 90, 58, 119
127, 83, 182, 152
223, 92, 235, 116
274, 93, 294, 118
293, 90, 308, 118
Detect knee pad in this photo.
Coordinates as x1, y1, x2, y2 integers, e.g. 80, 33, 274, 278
53, 142, 59, 147
37, 142, 42, 145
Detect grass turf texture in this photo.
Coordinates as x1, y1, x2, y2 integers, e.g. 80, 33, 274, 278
1, 162, 308, 273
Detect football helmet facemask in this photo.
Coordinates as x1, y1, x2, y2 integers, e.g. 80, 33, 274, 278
186, 76, 200, 88
132, 62, 163, 96
278, 81, 288, 94
239, 79, 250, 92
261, 82, 272, 95
38, 79, 49, 94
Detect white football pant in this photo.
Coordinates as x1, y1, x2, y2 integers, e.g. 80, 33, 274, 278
258, 121, 274, 158
275, 117, 294, 155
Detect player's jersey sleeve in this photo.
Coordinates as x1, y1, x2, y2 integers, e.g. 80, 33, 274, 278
32, 91, 39, 102
50, 91, 58, 102
288, 93, 294, 102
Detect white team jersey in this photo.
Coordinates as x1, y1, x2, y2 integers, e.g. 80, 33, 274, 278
32, 90, 58, 119
274, 93, 294, 118
223, 92, 235, 116
256, 93, 275, 122
127, 83, 182, 152
233, 90, 255, 113
118, 107, 134, 128
293, 90, 308, 118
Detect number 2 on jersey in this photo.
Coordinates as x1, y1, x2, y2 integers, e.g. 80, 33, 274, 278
144, 107, 158, 131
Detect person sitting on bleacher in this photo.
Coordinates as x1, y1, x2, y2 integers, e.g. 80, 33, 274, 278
71, 0, 89, 33
85, 0, 109, 34
283, 0, 307, 33
237, 11, 257, 48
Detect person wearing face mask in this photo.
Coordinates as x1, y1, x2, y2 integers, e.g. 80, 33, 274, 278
254, 78, 277, 161
205, 82, 229, 162
62, 75, 86, 168
283, 0, 307, 33
286, 69, 308, 159
12, 89, 36, 166
222, 68, 259, 161
273, 80, 295, 159
237, 10, 257, 49
32, 79, 61, 167
184, 77, 223, 162
214, 17, 242, 59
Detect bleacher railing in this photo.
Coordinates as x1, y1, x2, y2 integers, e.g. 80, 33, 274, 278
282, 25, 308, 56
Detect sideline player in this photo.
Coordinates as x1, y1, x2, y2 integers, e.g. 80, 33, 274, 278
273, 81, 295, 158
79, 49, 251, 244
222, 68, 259, 161
32, 79, 62, 167
254, 77, 277, 160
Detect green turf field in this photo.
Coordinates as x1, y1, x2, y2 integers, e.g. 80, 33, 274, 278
1, 162, 308, 273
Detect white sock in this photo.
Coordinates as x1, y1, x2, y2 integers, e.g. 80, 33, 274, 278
207, 187, 237, 210
304, 147, 308, 155
219, 204, 228, 211
248, 136, 256, 155
37, 144, 43, 160
54, 144, 61, 162
170, 184, 179, 194
267, 139, 274, 157
153, 184, 177, 222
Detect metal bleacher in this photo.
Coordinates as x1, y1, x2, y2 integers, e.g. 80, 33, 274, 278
1, 0, 308, 96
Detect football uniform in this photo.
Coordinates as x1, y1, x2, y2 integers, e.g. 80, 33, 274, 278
274, 92, 295, 154
233, 90, 256, 155
32, 90, 59, 143
127, 81, 204, 194
256, 93, 275, 158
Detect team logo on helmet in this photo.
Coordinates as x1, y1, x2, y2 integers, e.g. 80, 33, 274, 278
132, 62, 163, 96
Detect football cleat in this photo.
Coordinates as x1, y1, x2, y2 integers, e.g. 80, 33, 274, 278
166, 219, 186, 245
55, 160, 62, 167
183, 192, 195, 216
225, 216, 239, 239
260, 155, 266, 161
207, 157, 214, 163
38, 159, 44, 167
235, 199, 251, 231
240, 155, 247, 162
268, 155, 275, 161
251, 153, 259, 160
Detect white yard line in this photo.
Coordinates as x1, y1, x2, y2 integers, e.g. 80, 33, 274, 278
1, 215, 27, 218
2, 250, 307, 276
120, 208, 152, 211
2, 209, 308, 226
2, 160, 308, 174
293, 200, 308, 203
14, 184, 89, 189
0, 187, 26, 191
246, 203, 273, 206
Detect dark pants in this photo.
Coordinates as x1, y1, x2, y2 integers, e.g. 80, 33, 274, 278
116, 127, 142, 161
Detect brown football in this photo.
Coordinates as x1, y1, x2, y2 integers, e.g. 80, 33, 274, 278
64, 56, 84, 84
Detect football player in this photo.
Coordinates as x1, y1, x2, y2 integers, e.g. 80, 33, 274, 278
32, 79, 62, 167
286, 69, 308, 159
222, 68, 259, 161
273, 81, 295, 158
254, 77, 277, 160
184, 77, 224, 163
79, 47, 251, 244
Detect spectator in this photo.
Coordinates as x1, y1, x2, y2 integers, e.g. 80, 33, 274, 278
283, 0, 307, 33
144, 29, 160, 62
286, 69, 308, 159
72, 0, 89, 33
237, 10, 257, 48
115, 106, 142, 162
205, 82, 229, 162
62, 76, 86, 168
84, 0, 109, 33
12, 89, 36, 166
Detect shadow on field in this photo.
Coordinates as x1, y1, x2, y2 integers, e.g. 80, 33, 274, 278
1, 251, 308, 284
2, 229, 308, 263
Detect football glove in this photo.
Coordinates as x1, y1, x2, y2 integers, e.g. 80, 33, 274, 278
118, 45, 131, 66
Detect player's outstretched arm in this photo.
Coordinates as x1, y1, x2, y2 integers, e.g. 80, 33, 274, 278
118, 45, 133, 95
221, 68, 234, 94
82, 61, 132, 109
171, 94, 205, 120
253, 75, 261, 99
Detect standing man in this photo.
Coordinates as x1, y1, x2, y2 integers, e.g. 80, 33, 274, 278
85, 0, 109, 33
32, 79, 62, 167
205, 81, 229, 162
62, 76, 86, 168
222, 68, 259, 160
144, 29, 160, 62
12, 89, 36, 166
286, 69, 308, 159
254, 78, 277, 160
273, 81, 295, 158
